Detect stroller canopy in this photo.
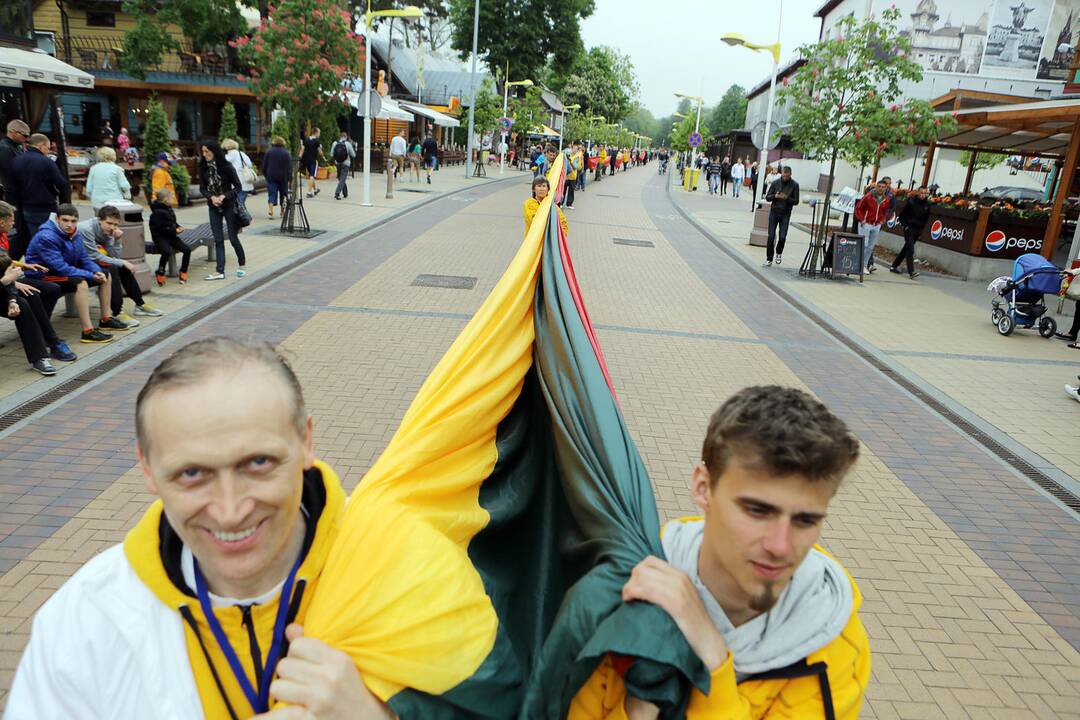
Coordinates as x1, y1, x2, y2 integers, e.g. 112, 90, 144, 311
1012, 253, 1061, 295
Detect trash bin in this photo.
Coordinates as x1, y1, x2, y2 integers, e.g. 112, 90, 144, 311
108, 201, 153, 293
683, 168, 700, 192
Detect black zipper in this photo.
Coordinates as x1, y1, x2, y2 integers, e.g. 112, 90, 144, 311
239, 604, 265, 691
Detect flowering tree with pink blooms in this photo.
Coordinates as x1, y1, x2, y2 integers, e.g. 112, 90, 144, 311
779, 7, 955, 238
233, 0, 363, 135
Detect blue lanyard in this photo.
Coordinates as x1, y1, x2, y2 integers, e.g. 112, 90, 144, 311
193, 554, 303, 714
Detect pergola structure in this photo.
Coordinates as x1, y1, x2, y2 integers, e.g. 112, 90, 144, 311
921, 98, 1080, 260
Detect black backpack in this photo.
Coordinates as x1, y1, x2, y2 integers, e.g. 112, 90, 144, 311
333, 142, 349, 163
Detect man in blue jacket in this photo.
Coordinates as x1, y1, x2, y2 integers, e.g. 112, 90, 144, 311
6, 133, 68, 260
24, 204, 123, 343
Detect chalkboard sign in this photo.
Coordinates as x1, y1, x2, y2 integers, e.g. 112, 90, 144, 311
830, 232, 864, 282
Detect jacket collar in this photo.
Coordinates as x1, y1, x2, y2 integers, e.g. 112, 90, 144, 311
124, 459, 346, 610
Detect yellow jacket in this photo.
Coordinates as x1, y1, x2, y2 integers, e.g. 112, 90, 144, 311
151, 164, 177, 207
524, 197, 568, 237
568, 545, 870, 719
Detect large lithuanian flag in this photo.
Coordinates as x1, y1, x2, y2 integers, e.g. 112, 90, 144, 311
303, 155, 709, 717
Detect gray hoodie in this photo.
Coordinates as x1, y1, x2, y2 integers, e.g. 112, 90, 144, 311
661, 519, 853, 681
76, 218, 124, 268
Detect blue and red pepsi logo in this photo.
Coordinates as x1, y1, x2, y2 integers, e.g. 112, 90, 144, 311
886, 213, 897, 228
929, 220, 943, 240
985, 230, 1007, 252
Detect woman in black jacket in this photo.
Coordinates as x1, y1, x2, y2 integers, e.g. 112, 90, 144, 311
198, 139, 246, 280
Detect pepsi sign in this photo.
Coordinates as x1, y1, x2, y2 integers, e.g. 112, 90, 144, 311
929, 219, 964, 242
984, 230, 1042, 253
886, 213, 898, 228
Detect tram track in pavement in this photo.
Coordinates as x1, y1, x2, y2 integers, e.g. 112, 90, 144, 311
0, 173, 524, 438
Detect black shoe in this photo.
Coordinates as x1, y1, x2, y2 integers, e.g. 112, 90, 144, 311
334, 195, 340, 200
867, 265, 876, 274
1055, 332, 1078, 341
99, 316, 132, 331
32, 358, 57, 376
909, 271, 920, 279
81, 328, 113, 343
889, 266, 902, 274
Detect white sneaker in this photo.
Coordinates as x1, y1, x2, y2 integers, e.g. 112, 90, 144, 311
205, 273, 226, 281
764, 260, 772, 267
776, 255, 782, 265
1066, 385, 1080, 403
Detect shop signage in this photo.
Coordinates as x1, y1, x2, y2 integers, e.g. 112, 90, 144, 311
929, 219, 965, 243
984, 230, 1042, 254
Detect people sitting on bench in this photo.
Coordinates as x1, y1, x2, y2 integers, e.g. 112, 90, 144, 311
23, 203, 127, 343
78, 205, 163, 325
148, 189, 191, 286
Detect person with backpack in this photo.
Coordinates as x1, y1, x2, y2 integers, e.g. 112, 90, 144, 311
331, 131, 355, 200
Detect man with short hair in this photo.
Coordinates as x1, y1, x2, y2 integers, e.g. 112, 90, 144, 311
23, 203, 121, 343
763, 166, 800, 266
891, 185, 929, 279
6, 133, 69, 260
569, 386, 870, 719
78, 204, 164, 324
0, 119, 30, 203
8, 338, 397, 719
421, 131, 439, 185
706, 156, 723, 196
389, 129, 408, 179
300, 127, 323, 199
331, 131, 355, 200
854, 178, 891, 273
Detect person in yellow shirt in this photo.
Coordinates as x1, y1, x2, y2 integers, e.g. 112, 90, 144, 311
150, 152, 177, 208
568, 386, 871, 719
563, 144, 582, 210
524, 175, 568, 237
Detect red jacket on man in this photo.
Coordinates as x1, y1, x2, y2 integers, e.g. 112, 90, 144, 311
854, 190, 890, 226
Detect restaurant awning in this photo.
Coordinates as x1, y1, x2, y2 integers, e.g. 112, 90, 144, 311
0, 47, 94, 90
529, 125, 560, 138
398, 101, 460, 128
934, 98, 1080, 159
347, 92, 415, 122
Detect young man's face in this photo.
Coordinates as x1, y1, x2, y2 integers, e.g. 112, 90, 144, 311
55, 213, 78, 235
691, 455, 835, 616
0, 214, 13, 234
99, 216, 121, 236
917, 187, 929, 199
781, 169, 791, 181
137, 366, 315, 598
546, 149, 556, 163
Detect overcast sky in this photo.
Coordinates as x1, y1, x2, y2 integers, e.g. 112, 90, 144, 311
580, 0, 827, 116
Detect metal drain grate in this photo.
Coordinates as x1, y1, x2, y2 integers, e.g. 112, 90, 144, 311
397, 188, 434, 194
411, 274, 477, 290
613, 238, 655, 248
666, 185, 1080, 515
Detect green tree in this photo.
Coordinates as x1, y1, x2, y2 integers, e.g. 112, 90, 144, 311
959, 149, 1006, 173
708, 85, 747, 135
141, 97, 171, 197
558, 46, 638, 123
779, 7, 956, 245
669, 114, 709, 152
466, 78, 501, 138
447, 0, 595, 81
622, 104, 659, 140
219, 100, 243, 147
510, 86, 546, 138
236, 0, 362, 135
121, 0, 251, 80
271, 113, 298, 147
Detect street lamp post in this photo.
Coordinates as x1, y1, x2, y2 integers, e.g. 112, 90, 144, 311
674, 92, 704, 165
363, 2, 423, 207
500, 76, 533, 174
558, 103, 580, 152
464, 0, 480, 178
722, 0, 783, 201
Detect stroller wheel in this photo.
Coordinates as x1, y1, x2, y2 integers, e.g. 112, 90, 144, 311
997, 314, 1015, 336
1039, 317, 1057, 338
991, 307, 1004, 326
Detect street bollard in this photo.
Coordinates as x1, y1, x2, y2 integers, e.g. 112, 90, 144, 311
386, 158, 394, 199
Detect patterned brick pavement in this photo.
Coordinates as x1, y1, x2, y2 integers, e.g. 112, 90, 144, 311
0, 164, 1078, 717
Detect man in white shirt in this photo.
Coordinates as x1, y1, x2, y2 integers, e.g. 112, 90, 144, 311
389, 130, 407, 179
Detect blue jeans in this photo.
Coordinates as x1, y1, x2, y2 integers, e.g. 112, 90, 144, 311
708, 174, 719, 194
267, 180, 286, 207
860, 224, 881, 268
209, 204, 245, 273
335, 162, 349, 197
732, 179, 742, 197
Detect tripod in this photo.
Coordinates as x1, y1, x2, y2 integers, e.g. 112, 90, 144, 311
280, 159, 310, 235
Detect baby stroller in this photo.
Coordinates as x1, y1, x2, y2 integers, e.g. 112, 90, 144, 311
988, 253, 1064, 337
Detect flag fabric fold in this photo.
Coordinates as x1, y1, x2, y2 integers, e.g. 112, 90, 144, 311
302, 154, 706, 718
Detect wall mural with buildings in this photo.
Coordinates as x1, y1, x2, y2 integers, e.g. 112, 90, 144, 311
885, 0, 1079, 82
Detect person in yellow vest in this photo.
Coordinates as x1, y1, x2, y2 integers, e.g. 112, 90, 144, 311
563, 143, 582, 210
8, 338, 397, 720
568, 386, 870, 719
596, 146, 608, 181
150, 152, 178, 208
524, 175, 568, 237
